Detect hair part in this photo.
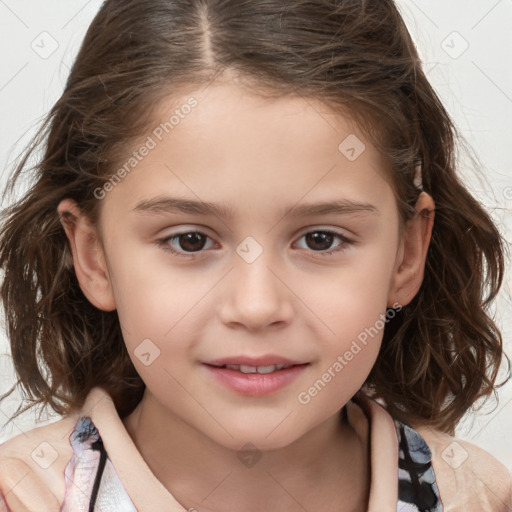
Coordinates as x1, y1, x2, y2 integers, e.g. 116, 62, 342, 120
1, 0, 508, 433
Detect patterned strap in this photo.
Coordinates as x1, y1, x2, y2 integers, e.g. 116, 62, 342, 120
62, 417, 137, 511
396, 421, 442, 511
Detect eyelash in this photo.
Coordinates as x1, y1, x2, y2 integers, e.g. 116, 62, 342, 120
156, 229, 354, 258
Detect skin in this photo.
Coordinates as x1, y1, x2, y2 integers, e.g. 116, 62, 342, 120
58, 82, 434, 512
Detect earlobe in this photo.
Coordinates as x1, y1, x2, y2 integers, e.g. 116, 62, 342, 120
57, 198, 116, 311
387, 192, 435, 307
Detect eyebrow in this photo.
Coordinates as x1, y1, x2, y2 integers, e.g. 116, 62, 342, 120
132, 196, 379, 219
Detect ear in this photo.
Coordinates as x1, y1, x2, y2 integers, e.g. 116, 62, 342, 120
387, 192, 435, 307
57, 198, 116, 311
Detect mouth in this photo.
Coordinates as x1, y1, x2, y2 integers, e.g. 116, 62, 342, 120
205, 363, 304, 374
202, 356, 310, 396
204, 355, 309, 373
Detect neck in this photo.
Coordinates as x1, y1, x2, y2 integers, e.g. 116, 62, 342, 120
123, 392, 370, 512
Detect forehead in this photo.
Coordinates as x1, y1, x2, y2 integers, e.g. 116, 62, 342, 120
100, 83, 396, 223
150, 83, 372, 155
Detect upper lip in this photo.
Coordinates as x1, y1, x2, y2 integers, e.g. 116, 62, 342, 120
204, 355, 308, 367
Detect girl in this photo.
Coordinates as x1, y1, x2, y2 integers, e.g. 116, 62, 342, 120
0, 0, 510, 511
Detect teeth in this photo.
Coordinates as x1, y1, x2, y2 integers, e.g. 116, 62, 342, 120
255, 365, 276, 374
224, 364, 292, 374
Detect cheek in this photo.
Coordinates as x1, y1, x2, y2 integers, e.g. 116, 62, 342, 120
304, 247, 397, 342
296, 236, 398, 397
296, 276, 387, 419
105, 241, 210, 335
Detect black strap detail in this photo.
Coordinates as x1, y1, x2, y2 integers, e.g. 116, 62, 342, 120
398, 425, 437, 511
88, 439, 107, 512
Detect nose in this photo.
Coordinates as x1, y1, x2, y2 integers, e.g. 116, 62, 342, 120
218, 254, 294, 331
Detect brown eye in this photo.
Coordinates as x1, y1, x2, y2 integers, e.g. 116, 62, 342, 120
295, 230, 353, 256
176, 232, 207, 252
158, 231, 215, 257
304, 232, 335, 251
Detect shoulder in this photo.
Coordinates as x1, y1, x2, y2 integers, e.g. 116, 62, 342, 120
414, 425, 512, 512
0, 415, 78, 512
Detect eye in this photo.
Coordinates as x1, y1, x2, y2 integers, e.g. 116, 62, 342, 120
157, 231, 216, 257
294, 230, 353, 256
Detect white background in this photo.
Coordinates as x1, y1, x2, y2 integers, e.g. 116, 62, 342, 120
1, 0, 511, 473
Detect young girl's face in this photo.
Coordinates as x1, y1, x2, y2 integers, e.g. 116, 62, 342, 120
64, 83, 425, 451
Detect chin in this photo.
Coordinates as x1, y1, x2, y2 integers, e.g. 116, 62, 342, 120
205, 419, 306, 453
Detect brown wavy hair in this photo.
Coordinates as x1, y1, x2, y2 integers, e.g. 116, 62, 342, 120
0, 0, 508, 435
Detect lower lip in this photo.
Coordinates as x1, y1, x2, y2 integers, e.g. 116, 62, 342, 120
203, 364, 309, 396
